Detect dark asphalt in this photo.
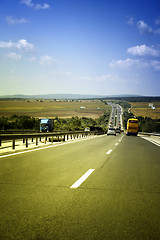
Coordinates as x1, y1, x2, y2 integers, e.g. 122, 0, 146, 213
0, 134, 160, 240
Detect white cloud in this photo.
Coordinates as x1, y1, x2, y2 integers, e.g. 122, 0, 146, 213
127, 17, 134, 26
150, 60, 160, 71
8, 52, 22, 60
0, 41, 13, 48
137, 20, 153, 34
110, 58, 140, 68
127, 18, 160, 35
0, 39, 36, 52
80, 76, 92, 81
96, 74, 114, 82
21, 0, 50, 10
21, 0, 33, 7
154, 28, 160, 34
16, 39, 35, 52
155, 17, 160, 25
65, 71, 72, 76
28, 56, 36, 62
35, 3, 50, 10
5, 16, 28, 25
110, 58, 160, 71
40, 55, 61, 65
127, 44, 160, 57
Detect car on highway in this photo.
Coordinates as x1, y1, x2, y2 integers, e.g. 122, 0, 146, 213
116, 127, 121, 134
107, 127, 116, 136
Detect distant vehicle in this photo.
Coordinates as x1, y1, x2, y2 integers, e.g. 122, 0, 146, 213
116, 127, 121, 134
126, 118, 139, 136
107, 127, 116, 136
40, 119, 54, 132
88, 126, 103, 133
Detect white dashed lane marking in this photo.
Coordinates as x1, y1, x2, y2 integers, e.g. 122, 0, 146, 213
70, 169, 95, 189
106, 149, 112, 154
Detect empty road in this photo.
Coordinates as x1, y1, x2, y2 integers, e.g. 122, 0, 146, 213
0, 134, 160, 239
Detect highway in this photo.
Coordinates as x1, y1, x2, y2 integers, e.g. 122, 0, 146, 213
107, 102, 123, 130
0, 133, 160, 239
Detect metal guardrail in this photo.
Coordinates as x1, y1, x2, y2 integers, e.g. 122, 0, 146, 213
0, 131, 103, 150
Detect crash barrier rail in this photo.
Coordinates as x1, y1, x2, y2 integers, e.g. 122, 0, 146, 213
0, 131, 103, 150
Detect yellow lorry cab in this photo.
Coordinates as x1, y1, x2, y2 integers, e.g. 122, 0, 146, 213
126, 118, 139, 136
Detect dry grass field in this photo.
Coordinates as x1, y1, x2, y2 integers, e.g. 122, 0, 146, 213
0, 100, 109, 119
129, 102, 160, 119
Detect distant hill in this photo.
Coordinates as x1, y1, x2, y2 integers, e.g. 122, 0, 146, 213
0, 93, 103, 99
0, 93, 143, 100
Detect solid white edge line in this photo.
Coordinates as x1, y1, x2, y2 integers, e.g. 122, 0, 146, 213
140, 136, 160, 147
70, 169, 95, 189
106, 149, 112, 154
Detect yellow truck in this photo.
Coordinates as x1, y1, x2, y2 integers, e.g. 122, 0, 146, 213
126, 118, 139, 136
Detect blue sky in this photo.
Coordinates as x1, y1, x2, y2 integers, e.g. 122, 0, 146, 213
0, 0, 160, 96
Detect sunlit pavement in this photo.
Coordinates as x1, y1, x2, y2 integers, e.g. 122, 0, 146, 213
0, 134, 160, 239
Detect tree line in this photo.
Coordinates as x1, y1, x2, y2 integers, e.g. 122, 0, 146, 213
0, 110, 111, 133
0, 115, 39, 131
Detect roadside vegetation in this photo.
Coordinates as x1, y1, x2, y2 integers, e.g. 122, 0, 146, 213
0, 109, 111, 133
0, 115, 39, 131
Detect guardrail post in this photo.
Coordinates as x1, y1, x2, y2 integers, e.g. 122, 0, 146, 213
44, 137, 47, 144
23, 139, 25, 144
12, 139, 15, 149
36, 138, 38, 145
0, 140, 1, 147
26, 138, 28, 148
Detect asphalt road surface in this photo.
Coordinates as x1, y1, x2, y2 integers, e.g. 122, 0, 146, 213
0, 134, 160, 240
